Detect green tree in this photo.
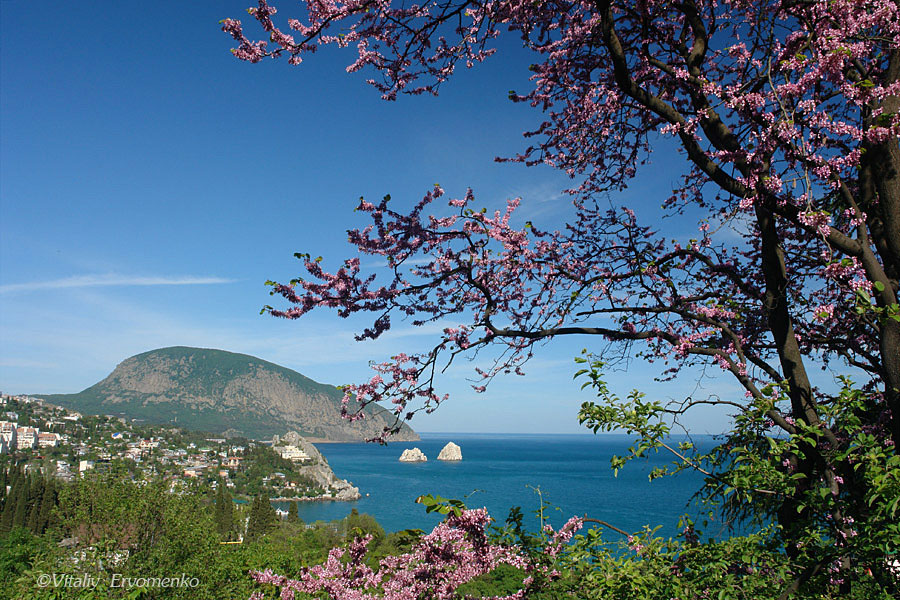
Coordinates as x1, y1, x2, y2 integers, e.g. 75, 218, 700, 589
36, 475, 225, 598
286, 500, 299, 524
216, 484, 235, 541
0, 527, 55, 599
36, 480, 55, 535
11, 478, 26, 530
26, 478, 44, 533
343, 508, 385, 547
223, 488, 234, 540
246, 492, 276, 542
0, 473, 19, 534
214, 481, 226, 537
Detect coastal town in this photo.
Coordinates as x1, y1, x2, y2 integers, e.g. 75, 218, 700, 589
0, 392, 359, 502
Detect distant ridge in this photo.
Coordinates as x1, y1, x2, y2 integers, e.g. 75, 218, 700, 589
38, 346, 418, 442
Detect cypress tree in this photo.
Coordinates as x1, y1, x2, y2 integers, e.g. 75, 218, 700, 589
37, 480, 55, 534
264, 494, 276, 529
27, 479, 44, 533
0, 468, 7, 515
215, 483, 226, 537
287, 501, 299, 524
0, 477, 19, 534
12, 478, 27, 529
246, 494, 261, 540
246, 493, 276, 541
3, 467, 20, 506
222, 488, 234, 540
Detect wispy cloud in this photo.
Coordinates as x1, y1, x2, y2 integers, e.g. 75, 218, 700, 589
0, 358, 58, 369
0, 274, 236, 294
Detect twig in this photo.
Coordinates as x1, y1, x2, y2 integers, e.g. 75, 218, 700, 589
582, 517, 630, 537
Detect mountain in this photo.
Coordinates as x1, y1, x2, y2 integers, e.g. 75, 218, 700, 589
38, 346, 418, 442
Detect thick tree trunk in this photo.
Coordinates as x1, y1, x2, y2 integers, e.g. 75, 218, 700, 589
866, 48, 900, 445
755, 204, 826, 560
754, 205, 819, 427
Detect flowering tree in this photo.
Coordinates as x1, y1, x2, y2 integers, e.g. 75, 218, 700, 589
248, 508, 573, 600
224, 1, 900, 596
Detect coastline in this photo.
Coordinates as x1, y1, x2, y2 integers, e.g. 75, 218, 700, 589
270, 494, 359, 502
289, 433, 716, 534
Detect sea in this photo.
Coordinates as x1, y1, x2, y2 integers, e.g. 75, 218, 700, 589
284, 432, 731, 539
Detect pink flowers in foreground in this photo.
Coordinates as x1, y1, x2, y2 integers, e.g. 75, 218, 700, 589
248, 509, 581, 600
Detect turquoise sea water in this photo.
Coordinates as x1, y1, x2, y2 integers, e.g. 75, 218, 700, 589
287, 433, 727, 538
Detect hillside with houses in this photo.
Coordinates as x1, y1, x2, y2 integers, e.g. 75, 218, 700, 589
0, 392, 358, 502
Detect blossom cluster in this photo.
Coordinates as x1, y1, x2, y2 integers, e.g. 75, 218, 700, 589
248, 509, 582, 600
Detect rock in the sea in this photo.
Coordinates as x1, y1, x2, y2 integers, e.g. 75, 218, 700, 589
437, 442, 462, 461
399, 447, 427, 462
333, 482, 361, 501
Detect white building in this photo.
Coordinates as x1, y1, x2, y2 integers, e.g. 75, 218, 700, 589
38, 432, 60, 448
0, 421, 17, 453
279, 445, 310, 461
16, 426, 38, 450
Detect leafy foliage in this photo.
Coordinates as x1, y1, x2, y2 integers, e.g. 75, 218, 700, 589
0, 475, 400, 599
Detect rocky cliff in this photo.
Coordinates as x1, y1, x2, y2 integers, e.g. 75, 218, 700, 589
275, 431, 360, 500
39, 346, 419, 442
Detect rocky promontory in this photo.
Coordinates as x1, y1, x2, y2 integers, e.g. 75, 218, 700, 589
274, 431, 360, 500
399, 447, 427, 462
437, 442, 462, 461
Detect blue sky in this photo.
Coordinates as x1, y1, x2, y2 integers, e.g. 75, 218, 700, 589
0, 1, 740, 434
